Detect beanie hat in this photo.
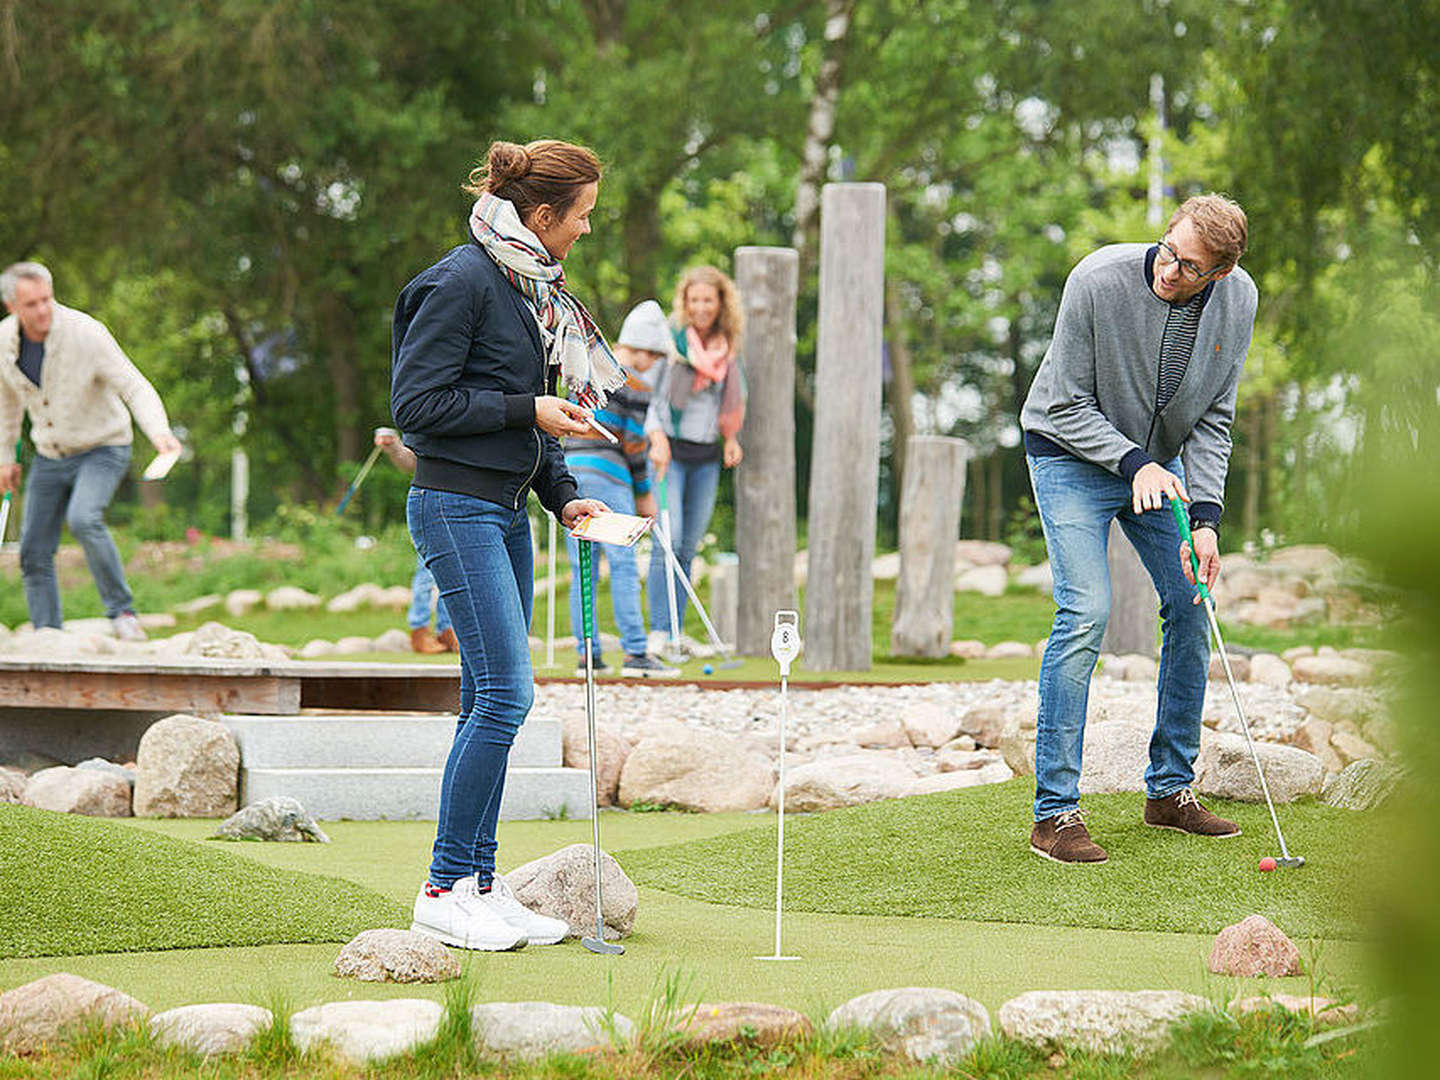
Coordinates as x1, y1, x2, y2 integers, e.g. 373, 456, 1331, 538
616, 299, 673, 355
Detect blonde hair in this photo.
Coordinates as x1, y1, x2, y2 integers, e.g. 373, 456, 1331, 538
672, 265, 744, 352
1167, 194, 1248, 269
463, 139, 601, 222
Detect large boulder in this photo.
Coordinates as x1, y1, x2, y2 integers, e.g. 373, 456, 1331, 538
0, 767, 25, 804
777, 752, 916, 812
901, 703, 962, 749
957, 702, 1008, 748
678, 1003, 813, 1048
1209, 915, 1302, 977
1291, 655, 1371, 687
1195, 732, 1323, 803
150, 1004, 272, 1055
998, 990, 1210, 1053
334, 929, 459, 983
1295, 687, 1385, 728
180, 621, 283, 661
1288, 719, 1342, 775
826, 987, 991, 1064
561, 715, 630, 807
1329, 730, 1380, 768
503, 843, 637, 940
1247, 653, 1292, 689
133, 714, 240, 817
471, 1002, 632, 1058
1321, 759, 1405, 811
289, 999, 442, 1064
0, 974, 148, 1054
618, 728, 773, 812
1077, 722, 1152, 795
905, 762, 1013, 796
22, 766, 132, 817
2, 627, 116, 659
213, 796, 329, 842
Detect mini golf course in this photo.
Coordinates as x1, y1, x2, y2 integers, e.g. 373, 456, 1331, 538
0, 781, 1389, 1021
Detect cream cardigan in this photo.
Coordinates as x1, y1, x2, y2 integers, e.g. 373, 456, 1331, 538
0, 304, 171, 465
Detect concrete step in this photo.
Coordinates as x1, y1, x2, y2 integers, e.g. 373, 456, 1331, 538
222, 712, 562, 770
240, 765, 593, 821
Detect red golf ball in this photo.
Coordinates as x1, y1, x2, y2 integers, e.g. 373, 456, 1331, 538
1258, 857, 1277, 872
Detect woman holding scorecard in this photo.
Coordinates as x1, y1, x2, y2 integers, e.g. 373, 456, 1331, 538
391, 139, 617, 951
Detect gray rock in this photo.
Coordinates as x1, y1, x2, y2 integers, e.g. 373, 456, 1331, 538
372, 628, 413, 653
1292, 655, 1371, 687
778, 752, 916, 812
290, 999, 443, 1063
1228, 994, 1359, 1027
504, 843, 637, 940
23, 766, 132, 817
852, 720, 912, 749
900, 704, 961, 749
985, 640, 1033, 659
1248, 653, 1292, 688
1077, 722, 1153, 795
826, 987, 991, 1063
75, 757, 136, 786
333, 636, 376, 655
1195, 732, 1323, 803
561, 714, 629, 807
0, 767, 24, 804
1321, 759, 1405, 811
264, 586, 322, 610
326, 584, 387, 613
299, 639, 337, 658
134, 714, 240, 817
618, 728, 773, 812
1209, 653, 1251, 682
1013, 562, 1052, 592
998, 990, 1210, 1053
936, 748, 1002, 772
172, 594, 223, 616
954, 540, 1012, 566
1295, 687, 1384, 728
334, 929, 458, 983
1209, 914, 1302, 977
956, 565, 1008, 597
1329, 730, 1380, 767
905, 762, 1013, 795
223, 590, 264, 617
471, 1002, 632, 1057
948, 639, 987, 659
1288, 719, 1342, 775
0, 973, 149, 1054
179, 621, 268, 660
999, 723, 1037, 777
678, 1002, 813, 1047
957, 702, 1007, 748
213, 797, 329, 842
150, 1003, 272, 1055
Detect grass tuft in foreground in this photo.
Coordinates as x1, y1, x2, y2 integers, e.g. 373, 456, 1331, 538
621, 779, 1394, 940
0, 805, 407, 958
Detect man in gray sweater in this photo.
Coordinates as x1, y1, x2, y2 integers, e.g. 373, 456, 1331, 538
1019, 195, 1257, 864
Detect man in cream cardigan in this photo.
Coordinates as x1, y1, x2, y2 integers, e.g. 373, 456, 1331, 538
1, 262, 180, 641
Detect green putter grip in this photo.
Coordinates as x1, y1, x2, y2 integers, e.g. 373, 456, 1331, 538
1168, 497, 1212, 602
579, 538, 595, 640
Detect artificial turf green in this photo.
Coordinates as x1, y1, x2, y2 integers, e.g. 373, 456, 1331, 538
619, 779, 1393, 941
0, 805, 407, 959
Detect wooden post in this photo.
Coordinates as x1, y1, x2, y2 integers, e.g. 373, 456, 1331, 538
805, 183, 886, 671
1101, 521, 1159, 657
891, 435, 971, 657
734, 246, 799, 656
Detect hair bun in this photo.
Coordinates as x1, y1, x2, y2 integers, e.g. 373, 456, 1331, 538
487, 142, 532, 186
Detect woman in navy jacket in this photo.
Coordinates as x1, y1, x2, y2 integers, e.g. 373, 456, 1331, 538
392, 140, 609, 951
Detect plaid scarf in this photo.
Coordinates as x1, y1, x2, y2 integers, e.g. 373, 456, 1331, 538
468, 193, 626, 406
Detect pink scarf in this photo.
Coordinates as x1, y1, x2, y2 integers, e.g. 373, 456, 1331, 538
685, 326, 733, 389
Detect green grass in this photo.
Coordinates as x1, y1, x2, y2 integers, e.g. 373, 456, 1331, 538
0, 805, 406, 958
621, 780, 1392, 941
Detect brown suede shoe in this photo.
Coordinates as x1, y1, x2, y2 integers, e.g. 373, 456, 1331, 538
436, 627, 459, 653
1030, 810, 1109, 864
411, 626, 446, 654
1144, 787, 1241, 837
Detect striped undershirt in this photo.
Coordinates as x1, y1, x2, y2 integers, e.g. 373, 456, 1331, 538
1156, 291, 1206, 412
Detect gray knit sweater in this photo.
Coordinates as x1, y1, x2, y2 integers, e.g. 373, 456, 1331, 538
1020, 243, 1257, 513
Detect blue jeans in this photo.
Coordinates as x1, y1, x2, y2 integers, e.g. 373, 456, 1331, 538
407, 487, 534, 888
564, 461, 646, 658
647, 458, 720, 635
407, 558, 452, 634
1027, 453, 1211, 821
20, 444, 134, 627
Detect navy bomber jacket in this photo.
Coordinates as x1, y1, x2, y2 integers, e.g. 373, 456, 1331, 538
391, 241, 578, 516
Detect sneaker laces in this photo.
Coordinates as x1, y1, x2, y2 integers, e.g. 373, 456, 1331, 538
483, 878, 532, 919
1054, 809, 1087, 831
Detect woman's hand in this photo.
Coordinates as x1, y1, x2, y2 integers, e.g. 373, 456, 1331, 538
634, 491, 658, 518
722, 436, 743, 468
561, 497, 609, 530
647, 430, 671, 477
535, 396, 593, 439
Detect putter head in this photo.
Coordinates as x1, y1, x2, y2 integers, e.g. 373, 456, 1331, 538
582, 936, 624, 955
1276, 856, 1306, 869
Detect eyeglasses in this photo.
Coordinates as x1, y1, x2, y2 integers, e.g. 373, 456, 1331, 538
1155, 239, 1223, 283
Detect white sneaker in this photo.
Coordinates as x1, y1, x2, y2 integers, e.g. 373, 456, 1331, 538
111, 612, 147, 642
481, 878, 570, 945
410, 876, 527, 951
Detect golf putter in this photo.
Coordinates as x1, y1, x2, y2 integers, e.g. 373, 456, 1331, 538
756, 611, 802, 961
0, 492, 10, 548
651, 519, 742, 669
1170, 498, 1305, 868
656, 474, 683, 661
335, 443, 383, 516
579, 540, 624, 955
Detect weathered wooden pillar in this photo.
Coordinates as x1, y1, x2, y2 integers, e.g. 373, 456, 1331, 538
891, 435, 971, 657
734, 246, 800, 657
805, 183, 886, 671
1101, 521, 1159, 657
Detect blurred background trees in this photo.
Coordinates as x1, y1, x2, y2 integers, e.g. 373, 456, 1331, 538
1, 0, 1432, 551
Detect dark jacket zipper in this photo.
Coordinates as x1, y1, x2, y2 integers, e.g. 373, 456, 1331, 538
515, 429, 542, 509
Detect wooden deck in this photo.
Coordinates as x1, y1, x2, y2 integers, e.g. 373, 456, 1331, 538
0, 658, 461, 715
